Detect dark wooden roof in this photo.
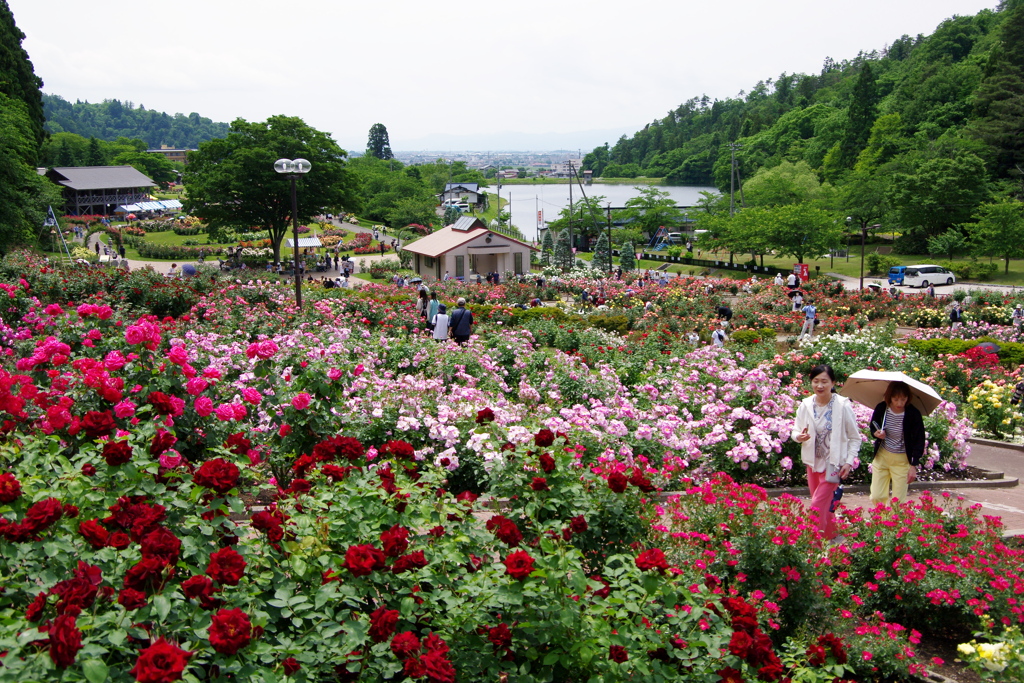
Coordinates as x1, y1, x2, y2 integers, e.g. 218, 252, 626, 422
47, 166, 156, 190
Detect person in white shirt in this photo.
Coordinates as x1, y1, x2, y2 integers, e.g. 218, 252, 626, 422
431, 304, 451, 342
792, 292, 804, 312
800, 300, 817, 339
774, 273, 784, 286
787, 272, 798, 289
711, 325, 727, 348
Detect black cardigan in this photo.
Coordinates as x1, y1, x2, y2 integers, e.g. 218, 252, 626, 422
870, 402, 926, 467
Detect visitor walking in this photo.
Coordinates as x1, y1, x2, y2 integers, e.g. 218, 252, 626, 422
799, 299, 817, 340
1014, 304, 1024, 333
868, 381, 925, 507
791, 364, 859, 539
787, 272, 798, 289
950, 302, 963, 330
449, 298, 473, 345
431, 304, 450, 342
774, 272, 784, 286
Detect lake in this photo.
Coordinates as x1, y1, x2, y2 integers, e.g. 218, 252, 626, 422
495, 183, 719, 242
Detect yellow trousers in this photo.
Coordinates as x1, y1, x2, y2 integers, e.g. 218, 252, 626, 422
870, 446, 910, 506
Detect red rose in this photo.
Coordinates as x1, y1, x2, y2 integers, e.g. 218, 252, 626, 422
758, 662, 785, 681
635, 548, 669, 573
224, 432, 251, 456
149, 429, 178, 456
141, 527, 182, 563
609, 645, 629, 663
403, 656, 427, 679
82, 410, 116, 439
421, 650, 456, 683
130, 637, 193, 683
124, 557, 169, 592
423, 633, 449, 655
570, 515, 588, 534
208, 608, 252, 655
475, 408, 495, 423
24, 497, 63, 532
391, 632, 421, 660
182, 575, 215, 601
63, 504, 79, 518
193, 458, 240, 494
629, 468, 655, 492
0, 472, 21, 503
534, 429, 554, 447
455, 491, 479, 504
49, 614, 83, 668
282, 657, 301, 675
118, 588, 148, 610
391, 551, 428, 574
147, 391, 179, 416
503, 550, 535, 580
369, 606, 400, 643
379, 440, 415, 460
538, 453, 555, 473
251, 510, 286, 542
345, 544, 386, 577
206, 547, 246, 586
487, 623, 512, 650
103, 440, 133, 466
25, 592, 47, 622
108, 531, 131, 550
321, 464, 352, 482
728, 630, 752, 658
486, 515, 523, 547
530, 477, 549, 491
607, 472, 628, 493
380, 525, 410, 557
806, 643, 827, 666
749, 632, 776, 667
79, 520, 110, 549
81, 463, 96, 477
715, 667, 744, 683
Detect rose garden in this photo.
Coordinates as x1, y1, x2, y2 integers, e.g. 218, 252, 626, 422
2, 251, 1024, 683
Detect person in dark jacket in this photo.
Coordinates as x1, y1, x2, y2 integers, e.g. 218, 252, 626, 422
868, 381, 926, 506
449, 297, 474, 345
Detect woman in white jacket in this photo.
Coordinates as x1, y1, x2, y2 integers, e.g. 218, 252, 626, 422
790, 364, 860, 539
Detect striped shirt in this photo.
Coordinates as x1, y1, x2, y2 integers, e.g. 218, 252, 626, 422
883, 408, 906, 453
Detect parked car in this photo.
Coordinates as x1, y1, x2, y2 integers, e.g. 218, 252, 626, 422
887, 265, 907, 285
903, 264, 956, 288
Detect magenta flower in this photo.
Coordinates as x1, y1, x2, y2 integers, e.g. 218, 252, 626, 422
291, 393, 312, 410
195, 397, 214, 417
113, 400, 136, 419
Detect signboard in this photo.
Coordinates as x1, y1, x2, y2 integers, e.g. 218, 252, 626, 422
793, 263, 809, 281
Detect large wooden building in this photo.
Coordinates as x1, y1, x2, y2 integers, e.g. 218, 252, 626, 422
45, 166, 157, 216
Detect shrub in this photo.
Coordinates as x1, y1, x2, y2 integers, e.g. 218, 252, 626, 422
866, 252, 902, 276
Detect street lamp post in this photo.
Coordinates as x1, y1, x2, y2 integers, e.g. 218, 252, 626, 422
273, 158, 312, 309
606, 202, 613, 276
859, 219, 868, 292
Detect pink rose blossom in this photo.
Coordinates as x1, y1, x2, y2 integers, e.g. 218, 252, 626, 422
167, 346, 189, 366
242, 388, 262, 405
113, 400, 136, 418
186, 378, 209, 396
159, 450, 183, 468
195, 397, 214, 417
291, 393, 312, 410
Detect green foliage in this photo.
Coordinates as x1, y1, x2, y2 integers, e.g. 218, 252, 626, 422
365, 122, 394, 160
0, 0, 44, 148
183, 116, 357, 263
42, 94, 229, 148
540, 229, 554, 266
592, 231, 612, 273
553, 229, 574, 271
965, 200, 1024, 273
619, 240, 636, 272
347, 156, 437, 230
110, 150, 177, 188
865, 252, 902, 275
937, 258, 999, 280
0, 93, 61, 247
619, 186, 683, 234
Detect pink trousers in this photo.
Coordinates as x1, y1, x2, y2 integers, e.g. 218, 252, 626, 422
806, 466, 839, 540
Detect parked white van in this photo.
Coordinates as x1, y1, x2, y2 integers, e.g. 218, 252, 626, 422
902, 264, 956, 288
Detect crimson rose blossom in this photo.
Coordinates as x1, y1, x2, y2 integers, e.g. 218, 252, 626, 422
345, 544, 386, 577
609, 645, 629, 663
488, 623, 513, 650
206, 547, 246, 586
607, 472, 628, 493
421, 650, 456, 683
380, 525, 410, 557
103, 440, 133, 466
534, 428, 555, 447
78, 519, 110, 548
25, 497, 63, 532
130, 637, 193, 683
193, 458, 240, 494
282, 657, 301, 675
391, 551, 428, 574
118, 588, 148, 611
475, 407, 495, 423
369, 606, 400, 643
570, 515, 588, 534
538, 453, 555, 473
486, 515, 523, 547
530, 477, 549, 491
82, 410, 116, 439
208, 608, 253, 655
49, 614, 83, 668
391, 631, 421, 659
635, 548, 670, 573
0, 472, 21, 503
503, 550, 535, 580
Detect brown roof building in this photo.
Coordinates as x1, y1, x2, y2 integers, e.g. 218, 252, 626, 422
402, 217, 538, 281
46, 166, 157, 216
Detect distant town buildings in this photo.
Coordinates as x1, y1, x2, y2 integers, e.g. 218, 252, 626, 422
147, 145, 196, 164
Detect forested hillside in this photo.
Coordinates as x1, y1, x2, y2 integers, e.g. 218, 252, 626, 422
583, 1, 1024, 257
42, 94, 230, 149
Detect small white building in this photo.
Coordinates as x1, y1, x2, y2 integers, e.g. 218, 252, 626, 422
438, 183, 484, 208
401, 217, 538, 282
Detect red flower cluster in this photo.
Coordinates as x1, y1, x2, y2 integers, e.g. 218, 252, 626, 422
381, 525, 410, 557
345, 544, 387, 577
534, 429, 555, 447
398, 633, 455, 682
193, 458, 240, 494
378, 440, 415, 460
486, 515, 523, 547
635, 548, 669, 573
206, 547, 246, 586
369, 606, 400, 642
391, 551, 428, 574
806, 633, 847, 666
313, 435, 365, 461
209, 608, 253, 655
0, 472, 21, 503
538, 453, 555, 473
503, 550, 535, 580
103, 440, 133, 466
608, 644, 629, 663
251, 508, 289, 544
721, 596, 783, 680
475, 407, 495, 424
130, 637, 193, 683
0, 496, 64, 542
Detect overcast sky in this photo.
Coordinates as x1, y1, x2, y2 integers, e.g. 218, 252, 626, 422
10, 0, 1001, 151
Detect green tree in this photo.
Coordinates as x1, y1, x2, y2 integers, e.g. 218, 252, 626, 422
0, 0, 45, 150
592, 231, 612, 273
969, 1, 1024, 177
620, 187, 683, 237
56, 139, 76, 166
111, 151, 176, 188
0, 93, 61, 247
619, 240, 636, 272
839, 63, 879, 168
545, 195, 608, 250
840, 170, 887, 242
86, 136, 105, 165
183, 115, 356, 263
540, 229, 554, 266
965, 200, 1024, 273
927, 227, 969, 260
366, 123, 394, 160
442, 205, 461, 226
735, 204, 842, 264
743, 161, 830, 207
554, 229, 574, 271
347, 156, 438, 229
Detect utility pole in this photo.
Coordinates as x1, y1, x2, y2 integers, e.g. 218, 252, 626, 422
568, 161, 573, 252
607, 202, 613, 276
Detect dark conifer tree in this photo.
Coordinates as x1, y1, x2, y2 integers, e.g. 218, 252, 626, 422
972, 1, 1024, 177
0, 0, 44, 151
841, 63, 878, 168
366, 123, 394, 160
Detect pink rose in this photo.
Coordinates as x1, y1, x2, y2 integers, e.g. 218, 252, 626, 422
195, 397, 214, 417
186, 378, 209, 396
113, 400, 136, 418
159, 450, 183, 468
167, 346, 189, 366
124, 326, 147, 345
215, 403, 238, 421
353, 364, 365, 377
328, 368, 343, 381
291, 393, 312, 410
103, 351, 127, 371
242, 388, 262, 405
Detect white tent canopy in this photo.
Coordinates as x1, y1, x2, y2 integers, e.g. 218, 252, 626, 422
114, 200, 183, 213
285, 237, 323, 248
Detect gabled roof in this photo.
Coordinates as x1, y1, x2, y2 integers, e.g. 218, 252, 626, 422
451, 216, 484, 232
443, 183, 480, 193
403, 224, 539, 258
48, 166, 156, 191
